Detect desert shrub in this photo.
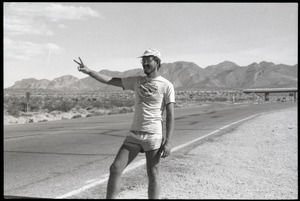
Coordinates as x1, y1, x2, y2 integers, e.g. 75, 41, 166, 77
43, 98, 76, 112
42, 98, 57, 112
86, 113, 94, 118
72, 114, 82, 119
5, 96, 27, 117
86, 106, 93, 110
28, 97, 43, 111
212, 97, 228, 102
6, 105, 21, 117
109, 96, 134, 107
194, 97, 206, 102
91, 110, 107, 116
74, 106, 81, 110
77, 98, 113, 110
108, 110, 119, 115
118, 107, 134, 114
91, 100, 105, 109
58, 100, 76, 112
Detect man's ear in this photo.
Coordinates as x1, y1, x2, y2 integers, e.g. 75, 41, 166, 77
156, 62, 160, 70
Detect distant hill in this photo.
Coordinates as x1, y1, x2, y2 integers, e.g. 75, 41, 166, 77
10, 78, 51, 89
5, 61, 298, 94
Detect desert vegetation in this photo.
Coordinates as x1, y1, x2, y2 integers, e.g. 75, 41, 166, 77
3, 90, 294, 124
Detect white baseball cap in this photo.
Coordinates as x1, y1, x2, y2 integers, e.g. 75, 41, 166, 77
138, 48, 161, 60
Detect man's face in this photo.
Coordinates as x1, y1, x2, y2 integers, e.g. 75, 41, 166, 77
141, 56, 157, 75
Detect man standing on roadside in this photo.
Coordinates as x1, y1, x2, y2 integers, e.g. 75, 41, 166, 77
74, 48, 175, 199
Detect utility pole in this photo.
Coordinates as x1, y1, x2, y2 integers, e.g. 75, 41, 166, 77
26, 92, 30, 123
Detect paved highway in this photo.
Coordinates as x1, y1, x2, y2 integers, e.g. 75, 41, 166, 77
4, 102, 297, 198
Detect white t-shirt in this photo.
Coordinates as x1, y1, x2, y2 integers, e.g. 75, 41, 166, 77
121, 76, 175, 134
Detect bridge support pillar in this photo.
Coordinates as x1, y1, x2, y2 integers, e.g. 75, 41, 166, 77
252, 92, 255, 103
265, 92, 269, 101
232, 93, 236, 103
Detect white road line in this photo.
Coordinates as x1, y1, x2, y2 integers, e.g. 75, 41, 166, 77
55, 113, 262, 199
55, 159, 147, 199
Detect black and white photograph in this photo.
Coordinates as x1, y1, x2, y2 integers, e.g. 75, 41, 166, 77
3, 2, 298, 199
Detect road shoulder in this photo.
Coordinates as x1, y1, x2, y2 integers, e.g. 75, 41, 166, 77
117, 108, 298, 199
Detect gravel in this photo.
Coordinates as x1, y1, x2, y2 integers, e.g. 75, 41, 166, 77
116, 108, 298, 199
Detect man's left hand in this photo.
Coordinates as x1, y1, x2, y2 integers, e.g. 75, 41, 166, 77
160, 142, 171, 158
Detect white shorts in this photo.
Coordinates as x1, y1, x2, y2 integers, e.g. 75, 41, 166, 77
123, 131, 163, 152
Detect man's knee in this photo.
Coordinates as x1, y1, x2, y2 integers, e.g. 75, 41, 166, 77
109, 162, 123, 175
147, 165, 160, 180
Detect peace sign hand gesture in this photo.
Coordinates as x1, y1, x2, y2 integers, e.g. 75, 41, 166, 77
74, 57, 91, 74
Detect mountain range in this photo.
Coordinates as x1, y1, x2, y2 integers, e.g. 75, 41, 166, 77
5, 61, 298, 93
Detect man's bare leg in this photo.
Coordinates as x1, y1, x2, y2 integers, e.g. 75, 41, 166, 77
145, 149, 161, 199
106, 145, 140, 199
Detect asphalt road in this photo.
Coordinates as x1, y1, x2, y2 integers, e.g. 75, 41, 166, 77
3, 102, 297, 198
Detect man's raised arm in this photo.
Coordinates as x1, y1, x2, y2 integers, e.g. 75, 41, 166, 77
74, 57, 123, 88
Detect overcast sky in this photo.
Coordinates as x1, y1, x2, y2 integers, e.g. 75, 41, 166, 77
3, 3, 298, 88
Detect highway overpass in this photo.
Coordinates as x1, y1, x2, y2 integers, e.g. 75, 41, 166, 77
243, 87, 298, 102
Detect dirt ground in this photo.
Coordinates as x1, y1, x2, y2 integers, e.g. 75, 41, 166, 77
115, 108, 298, 199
